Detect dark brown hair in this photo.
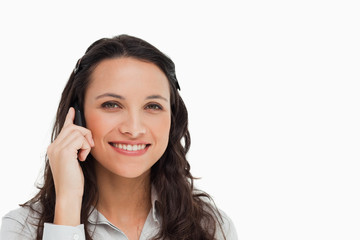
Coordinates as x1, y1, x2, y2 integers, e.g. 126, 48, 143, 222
22, 34, 225, 239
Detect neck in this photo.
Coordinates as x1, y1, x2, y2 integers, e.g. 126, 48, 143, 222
94, 161, 152, 226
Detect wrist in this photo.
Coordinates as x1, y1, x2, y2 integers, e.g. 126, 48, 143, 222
54, 196, 82, 226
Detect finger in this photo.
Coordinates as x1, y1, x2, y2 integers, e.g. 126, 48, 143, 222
63, 107, 76, 128
56, 123, 93, 148
78, 140, 92, 161
60, 130, 89, 150
67, 127, 94, 148
83, 130, 95, 147
78, 149, 90, 162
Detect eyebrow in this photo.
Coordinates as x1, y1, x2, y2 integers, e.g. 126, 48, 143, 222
96, 93, 124, 100
95, 93, 168, 102
146, 95, 168, 102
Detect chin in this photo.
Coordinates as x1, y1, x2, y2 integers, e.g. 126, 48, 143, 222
95, 158, 152, 180
114, 168, 151, 179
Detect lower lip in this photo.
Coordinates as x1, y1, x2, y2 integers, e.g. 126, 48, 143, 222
110, 144, 150, 156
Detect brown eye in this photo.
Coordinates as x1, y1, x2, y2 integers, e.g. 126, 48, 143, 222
145, 103, 163, 110
101, 102, 121, 109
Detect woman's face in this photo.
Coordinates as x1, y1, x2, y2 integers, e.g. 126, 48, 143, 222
84, 57, 171, 179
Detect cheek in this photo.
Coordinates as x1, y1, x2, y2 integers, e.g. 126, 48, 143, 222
85, 111, 115, 142
150, 114, 171, 144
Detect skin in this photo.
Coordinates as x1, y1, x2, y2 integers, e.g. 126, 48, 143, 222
47, 57, 171, 239
85, 57, 171, 179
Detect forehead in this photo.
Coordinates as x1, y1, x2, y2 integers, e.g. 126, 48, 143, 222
87, 57, 170, 98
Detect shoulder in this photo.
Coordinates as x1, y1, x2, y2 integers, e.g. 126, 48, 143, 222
216, 208, 238, 240
195, 191, 238, 239
1, 204, 41, 239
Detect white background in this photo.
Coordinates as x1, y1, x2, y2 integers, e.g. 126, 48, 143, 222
0, 1, 359, 239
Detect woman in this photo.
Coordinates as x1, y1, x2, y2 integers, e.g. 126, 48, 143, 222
0, 34, 237, 240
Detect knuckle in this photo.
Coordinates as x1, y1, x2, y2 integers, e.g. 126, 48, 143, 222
47, 144, 55, 156
47, 144, 52, 153
69, 128, 82, 138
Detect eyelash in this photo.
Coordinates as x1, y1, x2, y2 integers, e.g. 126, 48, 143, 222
100, 102, 163, 111
101, 101, 121, 109
145, 103, 163, 110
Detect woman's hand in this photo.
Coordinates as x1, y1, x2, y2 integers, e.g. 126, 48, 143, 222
47, 107, 94, 226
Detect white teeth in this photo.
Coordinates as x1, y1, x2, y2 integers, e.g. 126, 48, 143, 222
112, 143, 147, 151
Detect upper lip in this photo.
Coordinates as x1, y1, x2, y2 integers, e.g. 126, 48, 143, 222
109, 141, 150, 145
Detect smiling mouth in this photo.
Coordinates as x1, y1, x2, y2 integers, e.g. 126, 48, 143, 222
109, 142, 151, 152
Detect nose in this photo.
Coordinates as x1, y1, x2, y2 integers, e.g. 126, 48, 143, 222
118, 111, 146, 138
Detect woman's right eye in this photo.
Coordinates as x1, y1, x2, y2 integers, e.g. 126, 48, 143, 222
101, 102, 121, 109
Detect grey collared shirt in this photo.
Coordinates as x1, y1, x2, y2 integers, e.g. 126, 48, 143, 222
1, 190, 238, 240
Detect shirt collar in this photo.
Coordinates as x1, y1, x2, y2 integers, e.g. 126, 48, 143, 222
88, 184, 160, 225
150, 184, 160, 224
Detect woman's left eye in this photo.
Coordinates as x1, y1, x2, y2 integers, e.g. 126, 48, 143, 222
145, 103, 163, 110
